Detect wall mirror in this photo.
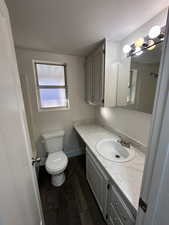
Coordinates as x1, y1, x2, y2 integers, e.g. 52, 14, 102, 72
117, 41, 163, 114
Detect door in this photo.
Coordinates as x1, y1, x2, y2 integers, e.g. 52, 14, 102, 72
0, 1, 44, 225
136, 11, 169, 225
86, 151, 108, 217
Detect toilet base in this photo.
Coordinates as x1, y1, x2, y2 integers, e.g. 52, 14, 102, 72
51, 172, 65, 187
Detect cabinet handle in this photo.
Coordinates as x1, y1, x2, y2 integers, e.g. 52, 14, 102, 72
113, 217, 119, 224
128, 70, 133, 88
114, 201, 118, 208
121, 214, 127, 221
114, 202, 127, 221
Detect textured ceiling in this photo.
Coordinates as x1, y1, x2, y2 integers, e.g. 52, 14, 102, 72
5, 0, 169, 56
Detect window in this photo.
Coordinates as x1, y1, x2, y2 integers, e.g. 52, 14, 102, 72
34, 62, 69, 110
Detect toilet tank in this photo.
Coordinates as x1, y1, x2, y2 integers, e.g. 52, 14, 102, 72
42, 130, 64, 153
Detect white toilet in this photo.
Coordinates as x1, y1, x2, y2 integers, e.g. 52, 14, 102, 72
41, 130, 68, 187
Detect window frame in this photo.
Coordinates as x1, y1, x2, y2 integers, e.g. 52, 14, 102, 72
33, 60, 69, 111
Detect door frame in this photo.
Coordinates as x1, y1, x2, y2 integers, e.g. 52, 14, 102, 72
136, 8, 169, 225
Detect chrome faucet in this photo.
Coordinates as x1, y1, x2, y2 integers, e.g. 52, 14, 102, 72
117, 137, 131, 148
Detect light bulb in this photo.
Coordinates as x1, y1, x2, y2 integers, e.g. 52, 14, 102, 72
134, 47, 143, 56
135, 47, 141, 53
148, 25, 161, 39
147, 40, 156, 51
136, 50, 143, 56
123, 45, 131, 54
148, 39, 155, 45
148, 45, 156, 51
135, 37, 144, 47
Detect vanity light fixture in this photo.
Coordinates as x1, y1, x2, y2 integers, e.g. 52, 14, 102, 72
125, 25, 165, 57
148, 25, 161, 39
123, 45, 131, 54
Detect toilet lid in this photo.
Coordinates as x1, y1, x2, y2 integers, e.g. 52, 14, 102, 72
46, 151, 68, 172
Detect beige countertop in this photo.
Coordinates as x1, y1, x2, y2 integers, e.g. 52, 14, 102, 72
74, 123, 145, 210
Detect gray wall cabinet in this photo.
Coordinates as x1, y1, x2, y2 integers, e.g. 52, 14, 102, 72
85, 40, 119, 107
86, 147, 136, 225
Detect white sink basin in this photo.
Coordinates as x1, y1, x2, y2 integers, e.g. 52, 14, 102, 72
96, 138, 135, 163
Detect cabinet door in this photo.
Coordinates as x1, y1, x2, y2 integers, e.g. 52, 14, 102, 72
92, 45, 105, 105
104, 62, 119, 107
117, 57, 131, 106
86, 151, 108, 217
107, 184, 135, 225
85, 43, 105, 106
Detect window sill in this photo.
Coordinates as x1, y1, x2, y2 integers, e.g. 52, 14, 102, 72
38, 105, 70, 112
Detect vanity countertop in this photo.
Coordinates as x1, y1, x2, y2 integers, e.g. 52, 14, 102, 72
74, 123, 145, 210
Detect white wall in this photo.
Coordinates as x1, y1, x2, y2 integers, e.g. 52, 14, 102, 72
16, 48, 95, 161
96, 8, 168, 147
96, 108, 151, 146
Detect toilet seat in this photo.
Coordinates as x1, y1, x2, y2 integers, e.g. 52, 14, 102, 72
45, 151, 68, 175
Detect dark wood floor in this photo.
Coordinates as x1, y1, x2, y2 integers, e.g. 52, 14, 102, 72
38, 155, 107, 225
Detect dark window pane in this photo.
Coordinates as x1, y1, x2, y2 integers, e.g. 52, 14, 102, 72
39, 88, 67, 108
36, 64, 65, 86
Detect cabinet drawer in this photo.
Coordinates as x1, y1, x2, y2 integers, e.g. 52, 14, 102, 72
109, 203, 123, 225
109, 185, 135, 225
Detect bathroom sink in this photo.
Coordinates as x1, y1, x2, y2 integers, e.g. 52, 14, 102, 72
96, 138, 135, 163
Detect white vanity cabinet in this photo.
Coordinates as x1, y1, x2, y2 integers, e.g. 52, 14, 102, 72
85, 147, 136, 225
86, 150, 108, 218
85, 40, 119, 107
